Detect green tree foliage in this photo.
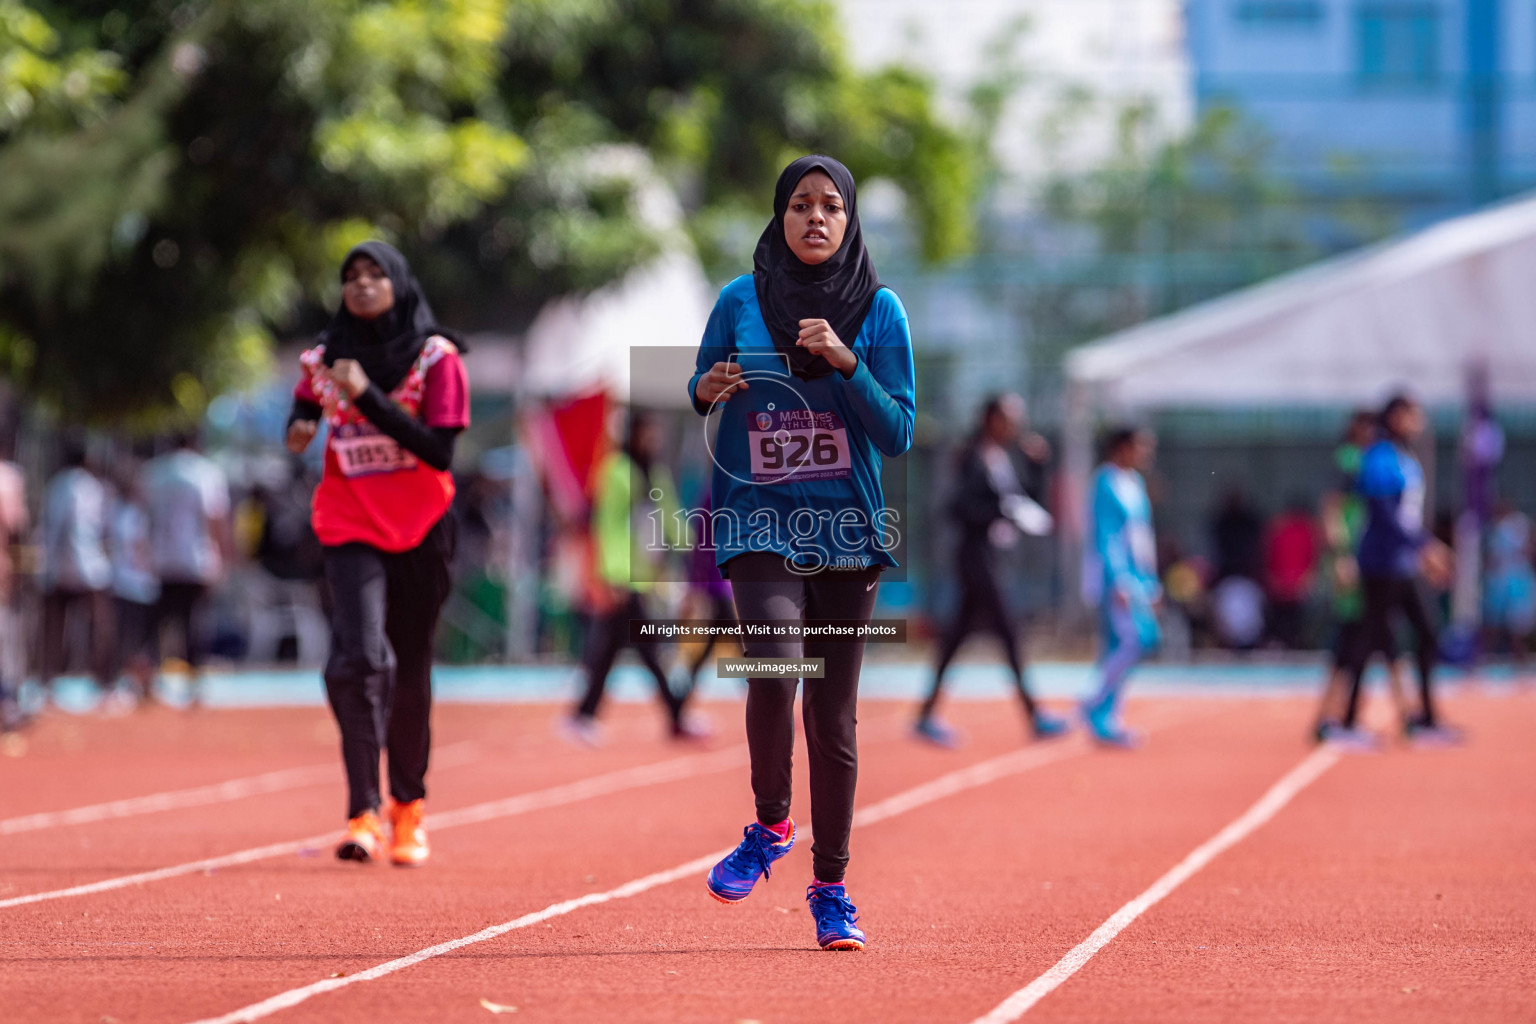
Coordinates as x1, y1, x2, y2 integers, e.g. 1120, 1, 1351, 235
0, 0, 983, 421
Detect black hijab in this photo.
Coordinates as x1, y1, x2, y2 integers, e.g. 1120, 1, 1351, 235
752, 155, 882, 380
318, 241, 460, 393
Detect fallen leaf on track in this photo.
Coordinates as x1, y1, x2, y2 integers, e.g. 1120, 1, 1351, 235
479, 997, 518, 1014
329, 972, 346, 979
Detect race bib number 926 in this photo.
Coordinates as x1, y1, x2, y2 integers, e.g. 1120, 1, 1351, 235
747, 409, 852, 484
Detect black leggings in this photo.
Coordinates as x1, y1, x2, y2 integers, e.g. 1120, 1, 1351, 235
41, 588, 113, 688
728, 552, 881, 884
574, 590, 684, 727
923, 549, 1038, 721
321, 515, 454, 820
1344, 575, 1438, 728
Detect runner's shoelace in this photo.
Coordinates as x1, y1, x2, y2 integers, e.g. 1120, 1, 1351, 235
807, 886, 859, 926
725, 824, 779, 879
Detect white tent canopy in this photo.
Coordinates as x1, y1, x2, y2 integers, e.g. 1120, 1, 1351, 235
520, 249, 712, 408
520, 146, 714, 409
1057, 190, 1536, 617
1065, 190, 1536, 409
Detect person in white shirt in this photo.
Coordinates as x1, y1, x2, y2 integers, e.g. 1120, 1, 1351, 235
110, 465, 160, 703
0, 442, 28, 730
141, 431, 232, 701
40, 437, 114, 697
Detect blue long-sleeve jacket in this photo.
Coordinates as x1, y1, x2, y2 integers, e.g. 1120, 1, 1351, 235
686, 275, 915, 572
1356, 438, 1427, 578
1083, 465, 1159, 608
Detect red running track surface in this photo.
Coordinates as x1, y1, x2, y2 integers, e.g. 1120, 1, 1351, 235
0, 692, 1532, 1023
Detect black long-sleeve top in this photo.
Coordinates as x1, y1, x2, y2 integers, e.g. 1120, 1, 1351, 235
288, 384, 460, 472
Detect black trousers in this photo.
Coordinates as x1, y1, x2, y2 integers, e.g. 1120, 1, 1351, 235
728, 552, 880, 884
156, 580, 209, 669
923, 548, 1037, 720
1344, 575, 1438, 728
322, 515, 454, 820
574, 590, 683, 726
41, 587, 113, 688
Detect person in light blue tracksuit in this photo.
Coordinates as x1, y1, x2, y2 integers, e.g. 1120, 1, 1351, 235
1081, 426, 1161, 747
691, 155, 914, 952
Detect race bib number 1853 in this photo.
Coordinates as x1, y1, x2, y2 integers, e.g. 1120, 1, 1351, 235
747, 409, 852, 484
332, 425, 417, 478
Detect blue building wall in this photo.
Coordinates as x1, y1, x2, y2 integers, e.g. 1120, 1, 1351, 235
1186, 0, 1536, 218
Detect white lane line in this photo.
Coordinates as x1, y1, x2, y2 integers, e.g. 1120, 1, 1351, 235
966, 746, 1342, 1024
183, 728, 1123, 1024
0, 741, 478, 836
0, 745, 746, 911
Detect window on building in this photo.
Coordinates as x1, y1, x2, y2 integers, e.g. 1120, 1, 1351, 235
1357, 5, 1441, 86
1234, 1, 1325, 27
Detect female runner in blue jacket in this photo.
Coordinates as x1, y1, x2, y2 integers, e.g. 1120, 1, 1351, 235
688, 155, 915, 950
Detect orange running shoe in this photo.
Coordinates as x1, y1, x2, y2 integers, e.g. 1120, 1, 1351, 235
390, 799, 430, 867
336, 810, 384, 862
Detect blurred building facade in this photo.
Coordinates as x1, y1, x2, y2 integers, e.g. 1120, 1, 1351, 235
1187, 0, 1536, 219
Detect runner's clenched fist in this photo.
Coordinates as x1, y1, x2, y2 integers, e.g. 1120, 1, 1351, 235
695, 361, 749, 405
796, 319, 856, 376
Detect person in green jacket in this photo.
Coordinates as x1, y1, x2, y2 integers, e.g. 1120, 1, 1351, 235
564, 411, 705, 745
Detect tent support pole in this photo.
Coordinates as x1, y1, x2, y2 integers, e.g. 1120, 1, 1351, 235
1060, 378, 1093, 634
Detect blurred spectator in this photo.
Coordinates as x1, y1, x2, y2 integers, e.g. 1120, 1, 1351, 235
1081, 425, 1160, 747
1315, 411, 1405, 740
917, 393, 1064, 747
253, 460, 324, 584
1159, 538, 1209, 655
1342, 394, 1456, 740
142, 431, 232, 703
1264, 498, 1318, 649
1211, 487, 1264, 582
680, 489, 736, 698
39, 436, 114, 697
0, 438, 27, 729
243, 459, 327, 666
109, 467, 159, 703
1484, 502, 1536, 662
1210, 574, 1265, 650
439, 469, 509, 663
565, 411, 701, 744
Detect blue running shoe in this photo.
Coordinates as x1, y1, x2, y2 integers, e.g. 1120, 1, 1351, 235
706, 819, 795, 904
913, 716, 964, 748
806, 883, 866, 950
1030, 709, 1071, 740
1081, 697, 1141, 748
1403, 717, 1464, 748
1317, 721, 1382, 752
